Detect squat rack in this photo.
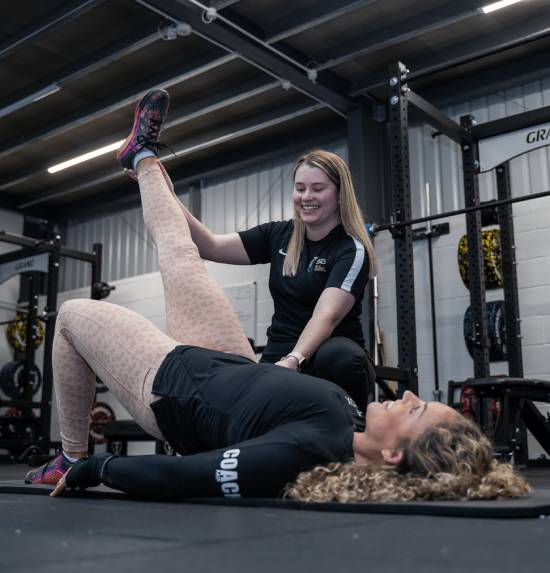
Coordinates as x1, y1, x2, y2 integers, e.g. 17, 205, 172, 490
0, 231, 106, 460
378, 61, 550, 396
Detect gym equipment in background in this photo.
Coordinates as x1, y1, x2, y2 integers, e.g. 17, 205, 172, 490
464, 301, 507, 362
457, 229, 503, 290
104, 419, 176, 457
0, 235, 112, 462
6, 312, 45, 352
0, 361, 42, 399
89, 401, 116, 445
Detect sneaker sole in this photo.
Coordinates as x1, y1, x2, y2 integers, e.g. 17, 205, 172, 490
116, 89, 169, 163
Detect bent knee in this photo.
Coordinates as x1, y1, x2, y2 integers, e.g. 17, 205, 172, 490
57, 299, 97, 328
314, 337, 367, 372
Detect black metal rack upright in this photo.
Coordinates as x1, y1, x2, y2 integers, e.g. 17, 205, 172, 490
387, 62, 418, 395
379, 61, 550, 398
495, 163, 523, 377
460, 115, 490, 378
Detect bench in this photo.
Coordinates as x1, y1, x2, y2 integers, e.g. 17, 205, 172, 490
103, 420, 175, 456
467, 376, 550, 462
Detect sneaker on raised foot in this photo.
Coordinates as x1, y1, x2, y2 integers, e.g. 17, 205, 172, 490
25, 453, 77, 486
116, 89, 170, 172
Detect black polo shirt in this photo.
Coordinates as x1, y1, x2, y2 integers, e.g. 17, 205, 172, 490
238, 221, 370, 348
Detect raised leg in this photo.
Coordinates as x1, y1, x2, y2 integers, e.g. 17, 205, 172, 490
137, 160, 255, 361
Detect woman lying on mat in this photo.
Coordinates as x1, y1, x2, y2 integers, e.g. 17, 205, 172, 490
26, 89, 529, 503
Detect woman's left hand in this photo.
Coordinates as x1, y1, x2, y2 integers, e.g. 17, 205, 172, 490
50, 468, 71, 497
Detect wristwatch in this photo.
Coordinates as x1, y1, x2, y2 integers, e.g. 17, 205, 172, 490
283, 351, 306, 371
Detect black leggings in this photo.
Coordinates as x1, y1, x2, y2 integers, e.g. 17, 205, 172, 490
260, 337, 375, 412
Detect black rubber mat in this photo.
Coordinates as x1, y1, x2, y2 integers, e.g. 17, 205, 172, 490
2, 480, 550, 518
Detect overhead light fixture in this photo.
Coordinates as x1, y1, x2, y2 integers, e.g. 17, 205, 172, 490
481, 0, 525, 14
0, 83, 60, 120
47, 139, 124, 174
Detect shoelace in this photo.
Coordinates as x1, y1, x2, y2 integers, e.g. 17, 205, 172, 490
136, 117, 167, 152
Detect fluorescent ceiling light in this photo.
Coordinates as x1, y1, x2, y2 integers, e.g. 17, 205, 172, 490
481, 0, 525, 14
47, 140, 125, 173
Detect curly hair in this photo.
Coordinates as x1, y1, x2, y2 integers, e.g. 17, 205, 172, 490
285, 417, 531, 503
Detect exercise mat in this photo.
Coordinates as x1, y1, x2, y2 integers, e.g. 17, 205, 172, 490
1, 480, 549, 519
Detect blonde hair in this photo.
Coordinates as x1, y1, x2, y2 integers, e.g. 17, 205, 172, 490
285, 417, 530, 502
283, 150, 378, 278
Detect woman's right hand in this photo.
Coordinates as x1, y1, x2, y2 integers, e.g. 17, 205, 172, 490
275, 356, 299, 370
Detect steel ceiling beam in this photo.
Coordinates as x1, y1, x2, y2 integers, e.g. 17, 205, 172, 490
352, 11, 550, 96
315, 1, 484, 71
266, 0, 384, 43
423, 50, 550, 108
0, 0, 104, 60
17, 99, 325, 208
0, 23, 163, 120
209, 0, 241, 9
0, 50, 233, 162
137, 0, 354, 115
0, 76, 279, 191
56, 118, 345, 221
1, 0, 363, 158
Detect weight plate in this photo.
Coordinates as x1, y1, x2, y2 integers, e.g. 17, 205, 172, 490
6, 312, 45, 352
0, 361, 42, 399
463, 301, 507, 362
457, 229, 503, 290
89, 401, 115, 444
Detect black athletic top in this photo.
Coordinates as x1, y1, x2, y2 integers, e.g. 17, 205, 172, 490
66, 346, 364, 500
238, 221, 370, 353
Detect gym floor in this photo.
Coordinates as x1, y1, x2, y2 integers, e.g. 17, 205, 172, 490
2, 464, 550, 573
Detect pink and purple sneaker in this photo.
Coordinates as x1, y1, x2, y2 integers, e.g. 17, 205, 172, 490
116, 88, 170, 172
25, 453, 75, 486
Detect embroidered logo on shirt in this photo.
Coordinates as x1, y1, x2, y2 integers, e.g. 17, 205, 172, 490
278, 248, 287, 256
307, 257, 327, 272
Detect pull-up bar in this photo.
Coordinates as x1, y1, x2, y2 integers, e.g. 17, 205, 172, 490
0, 230, 96, 263
374, 187, 550, 233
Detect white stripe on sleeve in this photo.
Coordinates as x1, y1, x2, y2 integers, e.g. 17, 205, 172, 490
341, 237, 365, 292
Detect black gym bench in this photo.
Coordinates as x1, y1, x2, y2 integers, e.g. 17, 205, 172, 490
103, 420, 174, 456
467, 377, 550, 461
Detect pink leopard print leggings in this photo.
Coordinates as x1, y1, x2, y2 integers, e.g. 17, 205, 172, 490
54, 161, 255, 452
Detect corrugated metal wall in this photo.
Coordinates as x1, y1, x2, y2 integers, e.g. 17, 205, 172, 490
61, 142, 347, 291
201, 142, 348, 233
62, 197, 188, 291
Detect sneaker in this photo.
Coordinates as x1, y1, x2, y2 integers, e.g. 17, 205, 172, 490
25, 453, 75, 486
116, 89, 170, 171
